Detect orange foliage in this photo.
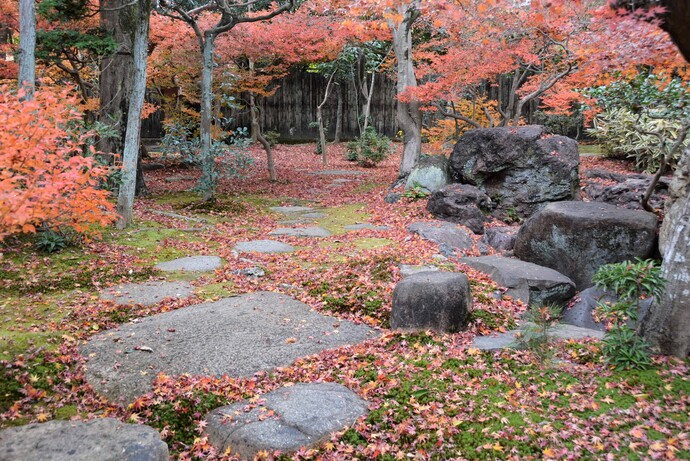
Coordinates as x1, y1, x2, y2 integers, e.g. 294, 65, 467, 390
0, 86, 116, 239
423, 98, 500, 154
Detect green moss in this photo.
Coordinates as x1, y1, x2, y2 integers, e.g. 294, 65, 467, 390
54, 404, 78, 420
316, 203, 371, 235
579, 143, 603, 155
194, 282, 236, 301
353, 238, 392, 250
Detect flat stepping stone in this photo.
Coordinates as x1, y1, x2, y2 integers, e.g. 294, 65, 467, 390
205, 383, 368, 459
100, 281, 194, 306
269, 227, 332, 238
462, 256, 576, 306
399, 264, 439, 277
310, 170, 367, 176
81, 292, 376, 403
472, 323, 605, 351
155, 256, 222, 272
234, 240, 295, 254
269, 206, 314, 214
0, 418, 168, 461
408, 221, 474, 257
344, 223, 391, 231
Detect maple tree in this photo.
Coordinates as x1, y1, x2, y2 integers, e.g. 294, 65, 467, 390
0, 85, 116, 239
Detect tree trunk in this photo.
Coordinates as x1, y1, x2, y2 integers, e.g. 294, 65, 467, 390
333, 83, 343, 143
18, 0, 35, 99
362, 71, 375, 134
99, 0, 135, 159
116, 0, 150, 229
135, 143, 148, 196
640, 146, 690, 357
390, 2, 422, 179
199, 32, 216, 201
317, 71, 335, 165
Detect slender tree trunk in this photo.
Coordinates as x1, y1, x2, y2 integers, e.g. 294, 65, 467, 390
317, 71, 335, 165
390, 2, 422, 179
18, 0, 35, 99
199, 32, 216, 201
333, 83, 343, 143
116, 0, 150, 228
362, 71, 375, 134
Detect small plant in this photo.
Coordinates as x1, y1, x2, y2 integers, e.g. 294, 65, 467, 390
264, 130, 280, 148
345, 127, 393, 167
593, 259, 665, 370
517, 303, 562, 363
35, 229, 70, 253
401, 182, 431, 201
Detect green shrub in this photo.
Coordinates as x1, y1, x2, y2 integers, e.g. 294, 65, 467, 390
401, 182, 431, 201
517, 303, 562, 363
345, 127, 393, 167
593, 259, 665, 370
264, 130, 280, 147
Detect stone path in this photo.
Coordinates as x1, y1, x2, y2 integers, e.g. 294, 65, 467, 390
82, 292, 377, 403
269, 227, 332, 238
472, 323, 605, 351
234, 240, 295, 254
154, 255, 222, 272
310, 170, 367, 176
0, 418, 168, 461
100, 281, 194, 306
205, 383, 368, 460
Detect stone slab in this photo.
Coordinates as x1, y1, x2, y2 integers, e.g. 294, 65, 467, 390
344, 224, 391, 231
310, 170, 367, 176
81, 292, 377, 403
234, 240, 295, 254
0, 418, 168, 461
269, 206, 314, 214
154, 256, 222, 272
399, 264, 439, 277
100, 281, 195, 306
408, 221, 474, 257
269, 227, 332, 238
205, 383, 368, 459
472, 323, 605, 350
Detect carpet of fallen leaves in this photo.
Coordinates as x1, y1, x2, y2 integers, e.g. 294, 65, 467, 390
0, 144, 688, 461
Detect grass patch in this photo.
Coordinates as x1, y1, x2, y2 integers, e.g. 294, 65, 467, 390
194, 282, 236, 301
316, 203, 371, 235
579, 143, 603, 155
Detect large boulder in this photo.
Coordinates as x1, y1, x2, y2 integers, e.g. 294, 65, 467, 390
0, 419, 169, 461
426, 184, 492, 234
205, 383, 367, 460
391, 271, 472, 332
449, 125, 580, 219
405, 154, 451, 193
462, 256, 576, 306
514, 201, 658, 289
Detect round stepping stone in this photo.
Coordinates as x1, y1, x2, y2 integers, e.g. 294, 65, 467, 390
81, 292, 376, 403
269, 206, 314, 214
472, 324, 605, 351
344, 223, 391, 231
0, 418, 169, 461
100, 281, 194, 306
234, 240, 295, 253
205, 383, 368, 460
154, 256, 222, 272
269, 227, 332, 238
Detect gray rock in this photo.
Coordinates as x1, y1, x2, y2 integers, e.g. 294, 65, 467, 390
514, 201, 658, 289
235, 267, 266, 278
479, 226, 519, 252
100, 281, 195, 306
81, 292, 376, 403
562, 287, 653, 331
384, 192, 401, 204
310, 170, 367, 176
450, 125, 580, 219
344, 223, 391, 231
300, 212, 327, 219
584, 174, 670, 211
0, 418, 168, 461
269, 206, 315, 214
391, 271, 472, 333
405, 155, 451, 193
399, 264, 439, 277
234, 240, 295, 254
269, 227, 332, 238
472, 324, 605, 350
154, 256, 222, 272
205, 383, 368, 459
462, 256, 576, 306
426, 184, 491, 234
408, 221, 474, 257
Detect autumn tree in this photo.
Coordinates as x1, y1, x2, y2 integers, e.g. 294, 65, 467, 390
158, 0, 295, 201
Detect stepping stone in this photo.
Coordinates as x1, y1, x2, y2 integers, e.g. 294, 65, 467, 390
100, 281, 195, 306
408, 221, 474, 257
300, 212, 327, 219
155, 256, 222, 272
0, 418, 168, 461
269, 206, 314, 214
234, 240, 295, 254
205, 383, 368, 459
399, 264, 439, 277
472, 323, 605, 351
269, 227, 332, 238
462, 256, 576, 306
310, 170, 367, 176
344, 223, 391, 231
562, 286, 652, 332
81, 292, 376, 403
